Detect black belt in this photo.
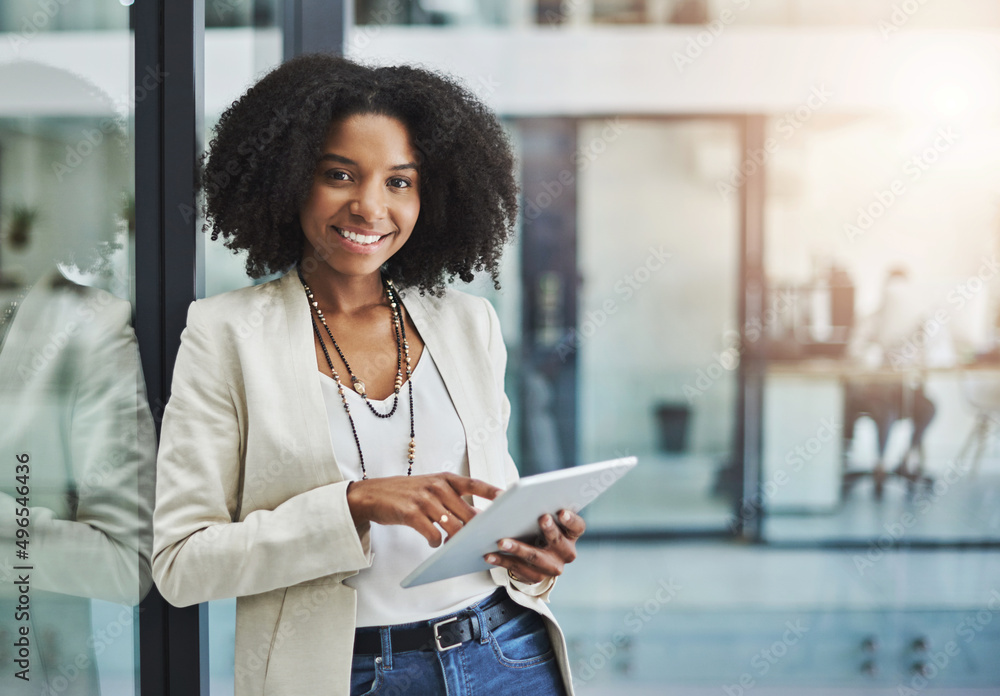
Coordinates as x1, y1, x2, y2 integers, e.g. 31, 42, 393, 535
353, 594, 526, 654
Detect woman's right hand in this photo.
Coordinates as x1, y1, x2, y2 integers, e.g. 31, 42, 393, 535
345, 473, 502, 547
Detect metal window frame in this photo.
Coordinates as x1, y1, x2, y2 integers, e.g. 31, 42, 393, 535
517, 117, 579, 476
737, 114, 766, 543
134, 0, 206, 692
283, 0, 352, 60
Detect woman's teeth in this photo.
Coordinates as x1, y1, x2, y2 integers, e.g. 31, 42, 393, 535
337, 227, 382, 245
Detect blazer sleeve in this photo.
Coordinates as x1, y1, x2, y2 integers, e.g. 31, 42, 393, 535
0, 294, 155, 605
481, 297, 557, 601
152, 299, 371, 607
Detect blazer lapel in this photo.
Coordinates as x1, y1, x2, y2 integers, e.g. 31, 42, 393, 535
277, 270, 345, 484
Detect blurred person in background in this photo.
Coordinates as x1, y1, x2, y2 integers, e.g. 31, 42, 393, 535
844, 267, 936, 498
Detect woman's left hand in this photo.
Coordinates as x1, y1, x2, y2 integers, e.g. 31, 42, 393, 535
484, 509, 586, 584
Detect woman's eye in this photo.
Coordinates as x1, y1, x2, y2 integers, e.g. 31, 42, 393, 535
388, 177, 412, 189
324, 169, 351, 181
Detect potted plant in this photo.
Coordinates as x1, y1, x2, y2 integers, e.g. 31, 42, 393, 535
7, 204, 37, 250
121, 193, 135, 236
0, 204, 38, 288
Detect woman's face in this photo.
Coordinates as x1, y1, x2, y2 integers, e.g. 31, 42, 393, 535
299, 113, 420, 280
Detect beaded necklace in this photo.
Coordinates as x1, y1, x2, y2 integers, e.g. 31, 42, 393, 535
297, 266, 415, 479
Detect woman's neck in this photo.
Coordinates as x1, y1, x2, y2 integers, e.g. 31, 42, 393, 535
298, 261, 385, 316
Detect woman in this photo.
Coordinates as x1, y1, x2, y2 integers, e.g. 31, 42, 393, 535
152, 54, 584, 695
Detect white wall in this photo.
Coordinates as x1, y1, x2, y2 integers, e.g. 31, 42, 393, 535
348, 26, 1000, 117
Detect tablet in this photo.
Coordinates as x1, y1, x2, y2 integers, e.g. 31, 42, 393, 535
400, 456, 637, 588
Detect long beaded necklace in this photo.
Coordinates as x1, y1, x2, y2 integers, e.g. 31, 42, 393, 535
297, 266, 415, 479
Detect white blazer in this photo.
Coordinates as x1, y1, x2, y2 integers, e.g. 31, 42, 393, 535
152, 269, 574, 696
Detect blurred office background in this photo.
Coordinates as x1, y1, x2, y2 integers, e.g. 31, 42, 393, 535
2, 0, 1000, 693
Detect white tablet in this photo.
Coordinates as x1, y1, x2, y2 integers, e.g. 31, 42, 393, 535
400, 456, 637, 588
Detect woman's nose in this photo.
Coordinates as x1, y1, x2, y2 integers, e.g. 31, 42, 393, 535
350, 181, 387, 221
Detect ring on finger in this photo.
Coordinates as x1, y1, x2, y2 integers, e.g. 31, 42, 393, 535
440, 514, 449, 524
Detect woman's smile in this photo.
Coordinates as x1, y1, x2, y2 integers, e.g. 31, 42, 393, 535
332, 225, 394, 253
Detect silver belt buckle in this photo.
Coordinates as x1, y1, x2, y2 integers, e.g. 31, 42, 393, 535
432, 616, 461, 651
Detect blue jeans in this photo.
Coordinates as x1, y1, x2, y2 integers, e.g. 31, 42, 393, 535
350, 589, 567, 695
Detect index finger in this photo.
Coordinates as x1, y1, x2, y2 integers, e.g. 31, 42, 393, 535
556, 509, 586, 538
444, 473, 503, 501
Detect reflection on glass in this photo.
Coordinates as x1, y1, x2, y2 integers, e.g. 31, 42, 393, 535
205, 0, 279, 28
761, 113, 1000, 542
0, 60, 154, 694
355, 0, 515, 26
0, 3, 128, 33
200, 21, 284, 299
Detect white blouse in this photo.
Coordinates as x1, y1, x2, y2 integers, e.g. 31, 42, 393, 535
318, 346, 497, 627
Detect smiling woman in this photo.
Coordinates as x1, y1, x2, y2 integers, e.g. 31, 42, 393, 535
152, 53, 582, 696
299, 114, 421, 278
197, 53, 518, 295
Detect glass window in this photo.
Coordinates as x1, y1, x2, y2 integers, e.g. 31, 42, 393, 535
577, 118, 741, 532
200, 19, 284, 298
354, 0, 521, 26
0, 8, 153, 694
353, 0, 1000, 28
206, 0, 280, 29
760, 111, 1000, 543
0, 1, 128, 33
